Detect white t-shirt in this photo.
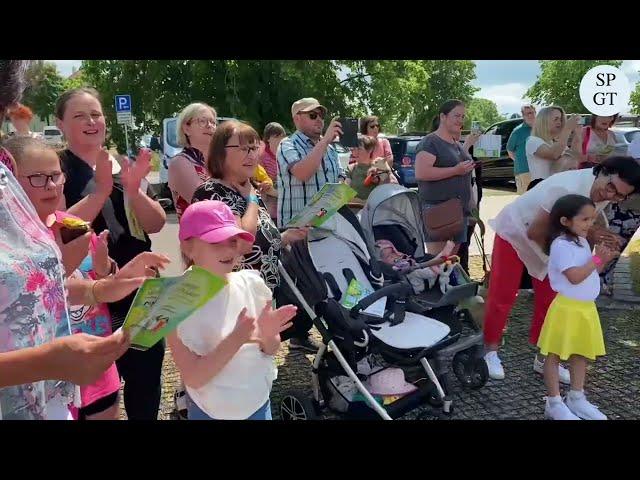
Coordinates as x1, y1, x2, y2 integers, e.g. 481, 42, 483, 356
526, 136, 555, 180
177, 269, 276, 419
548, 236, 600, 301
489, 168, 609, 280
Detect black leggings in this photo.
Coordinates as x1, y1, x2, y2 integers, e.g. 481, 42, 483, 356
78, 391, 119, 420
115, 339, 165, 420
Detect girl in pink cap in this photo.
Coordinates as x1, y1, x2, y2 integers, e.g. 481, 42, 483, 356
168, 200, 298, 420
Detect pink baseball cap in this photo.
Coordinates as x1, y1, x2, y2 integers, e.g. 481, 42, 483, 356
179, 200, 255, 244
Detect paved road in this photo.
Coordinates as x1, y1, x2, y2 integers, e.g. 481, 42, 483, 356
139, 187, 639, 420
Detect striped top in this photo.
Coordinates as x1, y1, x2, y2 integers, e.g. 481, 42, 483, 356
276, 130, 341, 227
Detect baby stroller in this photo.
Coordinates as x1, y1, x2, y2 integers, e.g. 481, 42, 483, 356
358, 183, 485, 326
276, 207, 488, 421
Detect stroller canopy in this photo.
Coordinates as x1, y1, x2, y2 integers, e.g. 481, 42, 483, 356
359, 184, 427, 259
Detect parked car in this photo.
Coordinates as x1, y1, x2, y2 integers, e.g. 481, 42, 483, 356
611, 126, 640, 152
387, 135, 422, 187
42, 126, 64, 146
477, 118, 523, 183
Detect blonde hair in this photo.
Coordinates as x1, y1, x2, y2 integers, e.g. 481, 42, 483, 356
532, 106, 565, 143
177, 102, 217, 147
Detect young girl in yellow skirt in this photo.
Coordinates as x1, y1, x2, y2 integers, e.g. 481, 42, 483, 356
538, 194, 619, 420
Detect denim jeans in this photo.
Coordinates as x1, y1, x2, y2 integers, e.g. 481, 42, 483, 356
186, 393, 272, 420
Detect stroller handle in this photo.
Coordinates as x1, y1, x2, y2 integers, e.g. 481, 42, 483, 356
350, 282, 413, 317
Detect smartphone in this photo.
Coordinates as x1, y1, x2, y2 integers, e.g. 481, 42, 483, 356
337, 117, 359, 148
471, 121, 482, 134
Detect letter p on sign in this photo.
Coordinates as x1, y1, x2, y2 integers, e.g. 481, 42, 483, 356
580, 65, 630, 116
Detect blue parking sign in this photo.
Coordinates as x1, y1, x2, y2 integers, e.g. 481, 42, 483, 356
115, 95, 132, 112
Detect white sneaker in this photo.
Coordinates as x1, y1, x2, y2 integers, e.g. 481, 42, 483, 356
565, 393, 607, 420
484, 351, 505, 380
544, 397, 581, 420
533, 355, 571, 385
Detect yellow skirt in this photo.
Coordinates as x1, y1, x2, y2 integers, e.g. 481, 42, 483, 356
537, 295, 605, 361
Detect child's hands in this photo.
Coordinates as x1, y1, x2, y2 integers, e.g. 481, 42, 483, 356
231, 308, 258, 345
595, 243, 619, 265
254, 302, 297, 341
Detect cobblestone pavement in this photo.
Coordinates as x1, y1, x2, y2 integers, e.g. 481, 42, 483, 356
121, 257, 640, 420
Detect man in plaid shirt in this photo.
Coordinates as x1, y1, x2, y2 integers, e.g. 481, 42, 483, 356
276, 97, 344, 228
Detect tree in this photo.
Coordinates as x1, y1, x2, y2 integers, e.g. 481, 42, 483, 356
81, 60, 480, 151
22, 61, 65, 123
526, 60, 623, 113
464, 98, 504, 130
340, 60, 478, 133
630, 80, 640, 115
409, 60, 478, 132
81, 60, 353, 153
62, 69, 86, 91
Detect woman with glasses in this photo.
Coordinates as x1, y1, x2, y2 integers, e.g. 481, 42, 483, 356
56, 87, 167, 421
360, 115, 393, 167
192, 121, 307, 290
482, 156, 640, 384
168, 103, 217, 219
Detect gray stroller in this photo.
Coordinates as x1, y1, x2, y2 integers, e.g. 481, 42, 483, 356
276, 207, 488, 420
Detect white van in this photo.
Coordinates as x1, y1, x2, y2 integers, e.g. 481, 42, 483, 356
42, 126, 64, 146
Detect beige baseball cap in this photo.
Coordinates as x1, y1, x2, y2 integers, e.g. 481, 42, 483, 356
291, 97, 327, 117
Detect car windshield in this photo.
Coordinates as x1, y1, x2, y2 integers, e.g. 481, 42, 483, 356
625, 130, 640, 143
405, 140, 420, 154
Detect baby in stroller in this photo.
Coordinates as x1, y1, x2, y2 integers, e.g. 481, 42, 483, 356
375, 239, 459, 294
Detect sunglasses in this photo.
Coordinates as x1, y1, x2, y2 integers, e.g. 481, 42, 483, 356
368, 123, 380, 129
299, 111, 325, 120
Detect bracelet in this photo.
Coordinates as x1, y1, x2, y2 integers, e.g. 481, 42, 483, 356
91, 279, 103, 304
592, 255, 603, 267
248, 194, 260, 205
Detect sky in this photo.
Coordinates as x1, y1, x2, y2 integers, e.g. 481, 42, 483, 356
51, 59, 640, 116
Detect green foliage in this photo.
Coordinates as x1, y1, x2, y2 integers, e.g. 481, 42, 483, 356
22, 61, 65, 123
464, 98, 504, 130
526, 60, 623, 113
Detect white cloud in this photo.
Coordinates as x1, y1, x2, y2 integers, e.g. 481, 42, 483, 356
476, 82, 531, 116
48, 60, 82, 77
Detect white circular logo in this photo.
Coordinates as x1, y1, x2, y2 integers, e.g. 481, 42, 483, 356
579, 65, 630, 116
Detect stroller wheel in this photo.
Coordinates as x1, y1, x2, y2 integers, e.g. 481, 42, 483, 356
452, 349, 489, 389
279, 391, 319, 420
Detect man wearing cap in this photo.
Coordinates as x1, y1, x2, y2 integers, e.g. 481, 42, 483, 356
276, 98, 343, 228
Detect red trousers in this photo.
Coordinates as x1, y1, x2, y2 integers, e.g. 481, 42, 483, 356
483, 235, 557, 346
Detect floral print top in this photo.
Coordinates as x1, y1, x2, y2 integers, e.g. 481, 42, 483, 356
0, 165, 74, 420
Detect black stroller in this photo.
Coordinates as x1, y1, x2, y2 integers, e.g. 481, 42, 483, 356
276, 207, 488, 420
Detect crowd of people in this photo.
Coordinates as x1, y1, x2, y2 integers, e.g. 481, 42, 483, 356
1, 58, 640, 420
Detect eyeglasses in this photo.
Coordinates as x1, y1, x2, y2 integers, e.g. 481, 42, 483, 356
298, 111, 324, 120
605, 177, 629, 201
225, 144, 260, 155
189, 117, 217, 128
19, 172, 66, 188
368, 124, 380, 129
